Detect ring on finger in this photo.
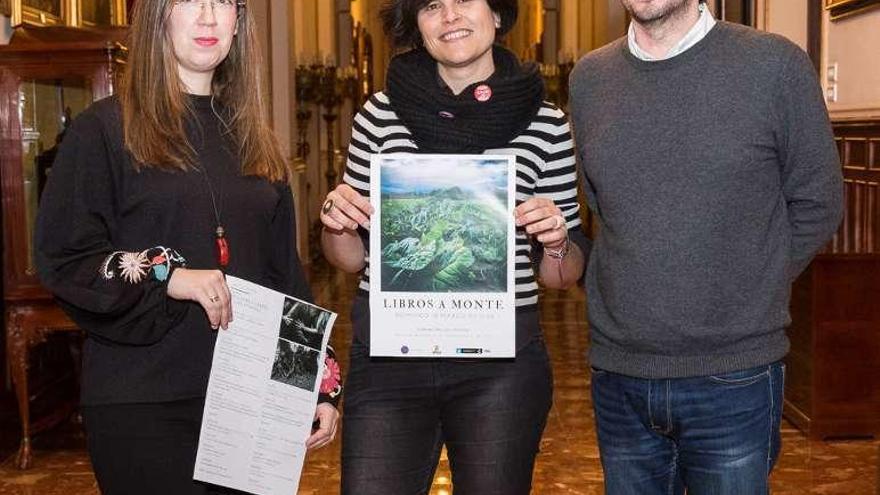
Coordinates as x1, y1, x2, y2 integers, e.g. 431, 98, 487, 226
322, 199, 334, 215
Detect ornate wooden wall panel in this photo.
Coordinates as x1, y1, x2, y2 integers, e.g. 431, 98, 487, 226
786, 120, 880, 440
829, 122, 880, 254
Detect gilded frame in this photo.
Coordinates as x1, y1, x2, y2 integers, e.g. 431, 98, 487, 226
76, 0, 127, 27
8, 0, 127, 27
826, 0, 880, 20
10, 0, 68, 26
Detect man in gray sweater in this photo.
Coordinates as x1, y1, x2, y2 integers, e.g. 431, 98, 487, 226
569, 0, 843, 493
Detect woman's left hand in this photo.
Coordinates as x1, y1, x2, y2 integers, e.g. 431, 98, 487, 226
515, 197, 567, 248
306, 403, 339, 450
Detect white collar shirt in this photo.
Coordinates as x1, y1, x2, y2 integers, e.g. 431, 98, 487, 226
627, 5, 717, 61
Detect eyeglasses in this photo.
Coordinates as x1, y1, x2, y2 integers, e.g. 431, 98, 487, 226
173, 0, 244, 14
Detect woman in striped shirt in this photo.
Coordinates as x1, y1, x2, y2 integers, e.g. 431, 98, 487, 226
320, 0, 588, 493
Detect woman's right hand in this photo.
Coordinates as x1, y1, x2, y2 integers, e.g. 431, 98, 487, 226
320, 184, 373, 232
166, 268, 232, 330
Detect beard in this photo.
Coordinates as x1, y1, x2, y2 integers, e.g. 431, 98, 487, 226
621, 0, 695, 25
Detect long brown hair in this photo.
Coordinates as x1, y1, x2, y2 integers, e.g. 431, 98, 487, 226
121, 0, 288, 182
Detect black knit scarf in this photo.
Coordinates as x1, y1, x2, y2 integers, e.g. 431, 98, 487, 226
385, 45, 545, 154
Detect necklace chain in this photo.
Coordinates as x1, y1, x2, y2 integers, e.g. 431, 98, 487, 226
197, 95, 226, 232
210, 94, 232, 134
197, 95, 231, 268
199, 165, 222, 231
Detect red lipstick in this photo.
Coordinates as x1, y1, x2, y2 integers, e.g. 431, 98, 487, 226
194, 37, 219, 46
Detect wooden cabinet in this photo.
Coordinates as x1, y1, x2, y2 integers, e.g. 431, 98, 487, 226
784, 121, 880, 440
0, 25, 126, 468
786, 256, 880, 439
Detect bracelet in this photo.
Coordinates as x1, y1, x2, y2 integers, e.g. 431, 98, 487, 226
543, 234, 570, 283
544, 235, 570, 260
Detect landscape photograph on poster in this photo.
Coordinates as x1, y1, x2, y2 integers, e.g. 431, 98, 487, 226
379, 155, 510, 293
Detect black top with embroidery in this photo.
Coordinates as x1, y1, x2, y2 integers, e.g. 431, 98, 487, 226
35, 95, 341, 407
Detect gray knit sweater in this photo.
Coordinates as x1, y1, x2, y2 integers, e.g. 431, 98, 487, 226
569, 22, 843, 379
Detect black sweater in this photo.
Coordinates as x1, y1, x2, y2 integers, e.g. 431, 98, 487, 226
35, 95, 312, 405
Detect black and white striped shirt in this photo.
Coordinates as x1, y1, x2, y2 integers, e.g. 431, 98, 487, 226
343, 91, 581, 311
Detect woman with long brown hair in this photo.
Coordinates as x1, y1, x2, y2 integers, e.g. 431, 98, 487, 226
35, 1, 340, 493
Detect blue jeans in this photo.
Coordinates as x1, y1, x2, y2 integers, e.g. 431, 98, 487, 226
341, 337, 553, 495
591, 362, 785, 495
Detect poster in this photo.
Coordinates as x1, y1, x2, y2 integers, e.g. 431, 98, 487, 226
369, 154, 516, 358
194, 276, 336, 495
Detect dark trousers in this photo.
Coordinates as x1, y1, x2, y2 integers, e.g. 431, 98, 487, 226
341, 337, 553, 495
82, 398, 244, 495
591, 362, 785, 495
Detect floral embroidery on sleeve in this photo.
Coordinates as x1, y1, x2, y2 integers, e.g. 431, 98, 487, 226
99, 247, 186, 284
319, 346, 343, 401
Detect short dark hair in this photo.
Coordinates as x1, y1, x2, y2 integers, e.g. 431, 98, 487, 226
380, 0, 518, 48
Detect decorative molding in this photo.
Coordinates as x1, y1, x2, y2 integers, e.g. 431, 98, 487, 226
826, 0, 880, 20
830, 106, 880, 121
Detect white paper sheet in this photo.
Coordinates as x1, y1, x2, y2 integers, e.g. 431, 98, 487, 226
369, 154, 517, 358
194, 276, 336, 495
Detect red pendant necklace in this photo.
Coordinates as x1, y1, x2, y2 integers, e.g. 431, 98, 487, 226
201, 95, 232, 269
215, 225, 230, 268
197, 166, 229, 270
